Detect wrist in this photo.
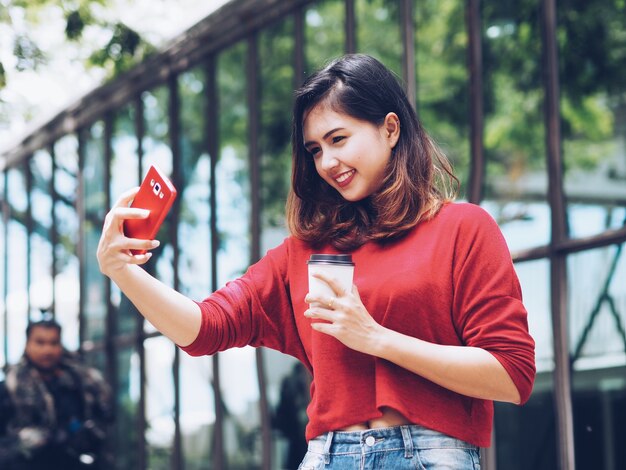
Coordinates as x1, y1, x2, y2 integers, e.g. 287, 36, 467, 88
369, 324, 394, 359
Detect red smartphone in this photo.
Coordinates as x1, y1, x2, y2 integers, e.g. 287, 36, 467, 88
124, 164, 177, 255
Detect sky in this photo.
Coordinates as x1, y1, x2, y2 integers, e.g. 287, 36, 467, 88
0, 0, 230, 154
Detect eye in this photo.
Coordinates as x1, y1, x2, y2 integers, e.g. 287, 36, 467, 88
307, 146, 321, 158
332, 136, 345, 144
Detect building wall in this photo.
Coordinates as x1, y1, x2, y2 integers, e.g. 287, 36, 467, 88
1, 1, 625, 469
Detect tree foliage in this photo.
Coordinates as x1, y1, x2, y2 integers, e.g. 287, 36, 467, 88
0, 0, 153, 90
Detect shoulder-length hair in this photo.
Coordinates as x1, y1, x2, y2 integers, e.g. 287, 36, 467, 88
286, 54, 458, 251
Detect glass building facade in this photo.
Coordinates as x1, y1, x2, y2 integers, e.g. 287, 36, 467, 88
1, 1, 625, 469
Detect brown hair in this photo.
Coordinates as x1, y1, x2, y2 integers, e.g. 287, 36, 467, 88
287, 54, 458, 251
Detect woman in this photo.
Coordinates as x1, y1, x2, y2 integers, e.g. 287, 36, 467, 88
98, 54, 535, 469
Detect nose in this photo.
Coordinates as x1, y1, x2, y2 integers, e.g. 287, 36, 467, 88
319, 149, 339, 173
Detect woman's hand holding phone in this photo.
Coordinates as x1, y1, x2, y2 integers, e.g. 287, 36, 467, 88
97, 165, 177, 276
123, 165, 177, 255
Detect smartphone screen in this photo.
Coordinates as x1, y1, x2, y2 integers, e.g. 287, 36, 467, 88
124, 165, 177, 255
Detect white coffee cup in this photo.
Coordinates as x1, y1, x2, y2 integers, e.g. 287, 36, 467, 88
307, 254, 355, 306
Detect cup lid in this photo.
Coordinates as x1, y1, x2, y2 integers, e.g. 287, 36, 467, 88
307, 254, 354, 266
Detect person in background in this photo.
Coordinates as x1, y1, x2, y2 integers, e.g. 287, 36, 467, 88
0, 319, 113, 470
97, 53, 535, 469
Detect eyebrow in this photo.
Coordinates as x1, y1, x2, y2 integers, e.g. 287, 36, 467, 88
304, 127, 345, 148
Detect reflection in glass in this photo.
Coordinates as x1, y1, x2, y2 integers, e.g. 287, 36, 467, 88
142, 87, 173, 176
216, 43, 250, 287
218, 347, 261, 468
568, 244, 626, 469
54, 135, 80, 350
481, 200, 550, 252
558, 2, 626, 240
516, 259, 552, 371
482, 0, 547, 239
29, 150, 54, 315
266, 350, 310, 469
0, 172, 4, 370
83, 122, 107, 343
111, 105, 141, 335
569, 245, 626, 366
416, 0, 470, 196
216, 42, 260, 468
142, 87, 175, 333
178, 69, 212, 300
180, 354, 215, 469
116, 346, 141, 469
304, 0, 345, 75
495, 259, 557, 469
145, 336, 175, 469
568, 205, 626, 240
6, 166, 29, 363
259, 17, 293, 253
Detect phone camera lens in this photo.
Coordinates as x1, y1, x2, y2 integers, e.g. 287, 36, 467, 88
153, 183, 161, 195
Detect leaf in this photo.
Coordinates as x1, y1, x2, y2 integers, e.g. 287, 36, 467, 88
65, 10, 85, 40
0, 61, 6, 88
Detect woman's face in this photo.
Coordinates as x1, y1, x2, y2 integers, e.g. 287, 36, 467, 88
303, 104, 400, 202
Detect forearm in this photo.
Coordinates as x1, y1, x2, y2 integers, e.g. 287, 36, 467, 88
373, 327, 521, 404
110, 265, 202, 347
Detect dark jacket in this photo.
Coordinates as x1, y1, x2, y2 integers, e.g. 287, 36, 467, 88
0, 352, 113, 470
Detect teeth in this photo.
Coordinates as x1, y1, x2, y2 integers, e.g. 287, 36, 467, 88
336, 170, 354, 183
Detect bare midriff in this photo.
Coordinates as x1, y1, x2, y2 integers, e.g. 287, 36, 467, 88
337, 407, 412, 431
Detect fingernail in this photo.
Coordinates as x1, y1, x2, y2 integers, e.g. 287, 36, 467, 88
151, 240, 160, 247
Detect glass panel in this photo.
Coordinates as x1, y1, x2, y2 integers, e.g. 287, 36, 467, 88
145, 336, 175, 469
116, 345, 141, 470
416, 0, 470, 198
177, 66, 216, 469
180, 354, 215, 470
558, 2, 626, 239
482, 0, 548, 248
112, 105, 141, 335
494, 258, 557, 469
0, 173, 5, 371
218, 347, 261, 469
83, 122, 108, 343
216, 42, 258, 468
569, 244, 626, 469
481, 201, 551, 253
178, 68, 212, 299
569, 245, 626, 365
266, 350, 310, 469
6, 165, 29, 363
356, 0, 402, 76
142, 86, 175, 333
304, 0, 345, 75
259, 17, 294, 253
54, 135, 80, 351
216, 43, 250, 287
29, 149, 54, 315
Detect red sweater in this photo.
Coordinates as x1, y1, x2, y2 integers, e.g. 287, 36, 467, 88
181, 202, 536, 447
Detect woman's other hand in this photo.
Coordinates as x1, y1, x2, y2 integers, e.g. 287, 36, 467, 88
304, 273, 382, 354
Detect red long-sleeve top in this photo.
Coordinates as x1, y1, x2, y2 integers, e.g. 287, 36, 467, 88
181, 202, 536, 447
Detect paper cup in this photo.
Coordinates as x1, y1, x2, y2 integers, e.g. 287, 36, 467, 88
307, 254, 355, 305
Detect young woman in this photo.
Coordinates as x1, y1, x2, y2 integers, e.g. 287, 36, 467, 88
98, 54, 535, 469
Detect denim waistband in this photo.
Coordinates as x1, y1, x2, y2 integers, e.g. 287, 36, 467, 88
308, 425, 476, 465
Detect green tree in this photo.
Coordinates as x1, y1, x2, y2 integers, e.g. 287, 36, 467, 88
482, 0, 626, 180
0, 0, 153, 90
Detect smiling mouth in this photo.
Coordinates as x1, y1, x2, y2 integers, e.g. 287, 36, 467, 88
335, 170, 355, 186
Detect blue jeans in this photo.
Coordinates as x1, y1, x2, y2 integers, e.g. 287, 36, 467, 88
297, 425, 481, 470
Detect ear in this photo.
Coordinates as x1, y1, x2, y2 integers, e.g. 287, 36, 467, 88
383, 112, 401, 148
